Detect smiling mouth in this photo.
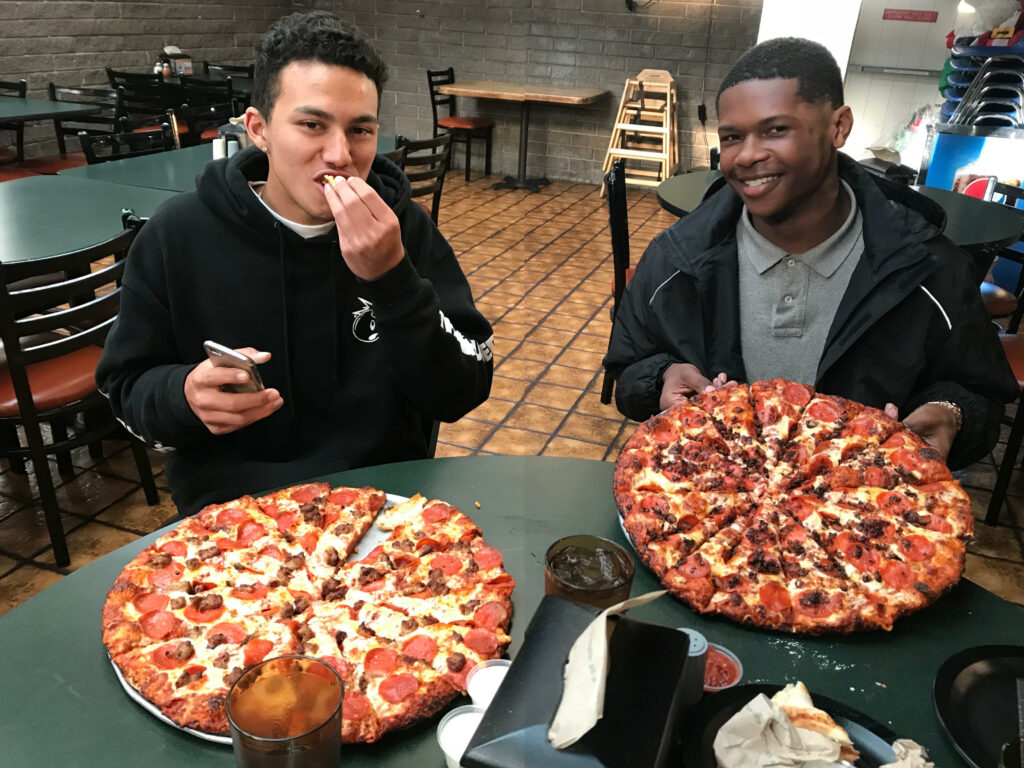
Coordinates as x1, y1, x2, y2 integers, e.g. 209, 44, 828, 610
738, 175, 780, 188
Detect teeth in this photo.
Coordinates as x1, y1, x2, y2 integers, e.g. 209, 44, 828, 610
744, 176, 779, 187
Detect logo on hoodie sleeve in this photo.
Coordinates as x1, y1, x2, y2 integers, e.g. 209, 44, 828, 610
351, 297, 379, 343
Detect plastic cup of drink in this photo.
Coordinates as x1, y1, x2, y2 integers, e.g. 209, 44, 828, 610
544, 534, 635, 609
466, 659, 511, 709
226, 655, 343, 768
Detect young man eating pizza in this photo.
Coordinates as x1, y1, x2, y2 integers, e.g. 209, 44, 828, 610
97, 12, 494, 516
603, 37, 1016, 469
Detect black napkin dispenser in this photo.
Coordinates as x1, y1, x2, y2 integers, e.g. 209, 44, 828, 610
462, 595, 692, 768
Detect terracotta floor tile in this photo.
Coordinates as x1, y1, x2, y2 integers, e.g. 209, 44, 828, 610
514, 342, 562, 364
528, 327, 575, 346
503, 308, 548, 326
481, 427, 550, 456
492, 322, 533, 341
541, 364, 596, 389
0, 565, 63, 616
466, 398, 516, 423
518, 295, 559, 313
529, 284, 570, 300
55, 470, 137, 517
0, 554, 16, 576
37, 522, 141, 572
95, 489, 181, 535
968, 523, 1024, 562
495, 357, 548, 381
574, 392, 626, 420
557, 301, 598, 319
964, 554, 1024, 605
437, 419, 495, 450
434, 443, 473, 458
85, 445, 166, 483
555, 348, 606, 371
0, 506, 78, 559
490, 376, 530, 400
546, 314, 587, 333
542, 437, 608, 460
525, 383, 583, 410
506, 404, 567, 433
557, 413, 624, 445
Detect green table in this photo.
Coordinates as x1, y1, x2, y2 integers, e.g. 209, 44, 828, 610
0, 175, 177, 263
60, 136, 400, 193
1, 456, 1020, 766
0, 97, 102, 123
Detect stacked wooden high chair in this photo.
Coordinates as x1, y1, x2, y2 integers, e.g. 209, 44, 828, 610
602, 69, 679, 192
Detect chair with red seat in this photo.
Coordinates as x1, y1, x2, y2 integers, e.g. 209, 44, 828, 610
178, 77, 239, 144
427, 68, 493, 182
600, 159, 633, 405
0, 214, 158, 566
78, 124, 175, 165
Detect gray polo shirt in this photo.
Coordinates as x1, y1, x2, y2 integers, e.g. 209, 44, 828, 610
737, 181, 864, 385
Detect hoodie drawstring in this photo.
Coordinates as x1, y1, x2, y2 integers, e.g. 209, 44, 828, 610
274, 222, 296, 418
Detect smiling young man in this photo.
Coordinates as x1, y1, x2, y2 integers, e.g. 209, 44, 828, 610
604, 37, 1015, 468
97, 12, 494, 516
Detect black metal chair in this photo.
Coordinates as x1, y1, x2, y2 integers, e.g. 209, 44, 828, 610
0, 213, 158, 566
396, 133, 452, 225
203, 62, 254, 80
380, 146, 406, 167
426, 68, 493, 182
107, 69, 184, 143
0, 78, 27, 164
600, 159, 632, 405
18, 84, 119, 174
78, 124, 175, 165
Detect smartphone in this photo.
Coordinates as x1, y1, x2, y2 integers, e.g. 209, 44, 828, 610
203, 340, 265, 394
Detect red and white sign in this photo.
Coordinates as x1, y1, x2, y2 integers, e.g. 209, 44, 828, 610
882, 8, 939, 22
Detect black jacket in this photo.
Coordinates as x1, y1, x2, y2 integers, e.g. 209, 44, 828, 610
97, 147, 493, 515
604, 155, 1017, 469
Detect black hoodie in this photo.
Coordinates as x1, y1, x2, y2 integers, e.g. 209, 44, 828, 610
97, 147, 493, 515
604, 155, 1017, 469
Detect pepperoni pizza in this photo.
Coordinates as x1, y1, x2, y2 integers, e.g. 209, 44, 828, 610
614, 378, 973, 633
102, 485, 514, 742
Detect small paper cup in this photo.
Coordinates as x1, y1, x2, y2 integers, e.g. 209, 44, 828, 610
466, 659, 511, 709
703, 642, 743, 692
436, 704, 485, 768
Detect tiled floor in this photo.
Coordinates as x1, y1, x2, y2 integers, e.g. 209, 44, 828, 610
1, 174, 1022, 616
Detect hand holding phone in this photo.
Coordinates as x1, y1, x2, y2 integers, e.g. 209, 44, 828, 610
203, 340, 265, 394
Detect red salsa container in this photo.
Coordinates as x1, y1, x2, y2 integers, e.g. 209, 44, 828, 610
703, 643, 742, 692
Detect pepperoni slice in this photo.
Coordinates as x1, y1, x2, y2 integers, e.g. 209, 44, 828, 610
927, 515, 953, 534
863, 466, 896, 488
361, 579, 385, 593
899, 535, 935, 562
844, 415, 876, 439
208, 622, 247, 645
276, 511, 298, 534
780, 524, 807, 547
230, 583, 269, 601
184, 603, 226, 624
152, 642, 191, 670
259, 545, 286, 562
364, 648, 399, 677
680, 554, 710, 579
214, 537, 243, 551
259, 502, 280, 519
343, 690, 371, 720
291, 486, 320, 503
139, 610, 178, 639
676, 513, 701, 532
786, 496, 818, 522
149, 562, 184, 589
464, 628, 499, 656
132, 591, 169, 614
783, 382, 813, 406
794, 589, 838, 618
831, 532, 879, 572
320, 655, 351, 679
890, 449, 923, 473
402, 635, 438, 663
329, 488, 358, 507
300, 531, 319, 555
379, 673, 419, 704
360, 545, 384, 565
159, 540, 186, 558
423, 503, 453, 524
473, 546, 503, 570
216, 508, 249, 528
680, 409, 709, 430
473, 601, 509, 630
237, 520, 266, 545
243, 638, 275, 667
758, 582, 792, 612
756, 404, 780, 427
447, 658, 476, 691
651, 421, 679, 445
807, 401, 841, 422
431, 554, 462, 576
881, 560, 915, 590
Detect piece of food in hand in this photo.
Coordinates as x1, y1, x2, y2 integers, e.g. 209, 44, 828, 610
323, 174, 337, 187
770, 682, 860, 762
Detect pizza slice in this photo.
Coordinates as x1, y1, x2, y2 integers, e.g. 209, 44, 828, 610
771, 682, 860, 762
659, 512, 753, 612
305, 485, 387, 584
822, 482, 974, 540
785, 393, 863, 461
618, 490, 752, 549
751, 378, 815, 460
693, 382, 770, 469
635, 403, 732, 455
256, 482, 333, 555
856, 429, 953, 486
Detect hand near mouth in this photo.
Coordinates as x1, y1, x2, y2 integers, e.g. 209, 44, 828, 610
323, 175, 404, 280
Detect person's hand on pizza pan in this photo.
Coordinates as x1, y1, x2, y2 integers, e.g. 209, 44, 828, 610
184, 348, 283, 435
899, 402, 959, 461
323, 176, 404, 280
660, 364, 735, 410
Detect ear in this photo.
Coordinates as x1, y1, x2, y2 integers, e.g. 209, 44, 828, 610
830, 105, 854, 149
244, 106, 269, 152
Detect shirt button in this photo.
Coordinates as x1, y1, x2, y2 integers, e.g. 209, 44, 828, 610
787, 259, 795, 267
784, 295, 793, 303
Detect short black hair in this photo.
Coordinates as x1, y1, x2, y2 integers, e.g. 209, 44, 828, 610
252, 12, 388, 118
716, 37, 844, 109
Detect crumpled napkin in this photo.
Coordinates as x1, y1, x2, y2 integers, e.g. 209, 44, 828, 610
713, 693, 848, 768
880, 739, 934, 768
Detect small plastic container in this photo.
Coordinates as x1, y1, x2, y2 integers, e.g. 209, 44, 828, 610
437, 704, 485, 768
466, 659, 511, 709
703, 642, 743, 693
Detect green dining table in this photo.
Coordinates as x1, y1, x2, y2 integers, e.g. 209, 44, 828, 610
60, 136, 399, 193
0, 456, 1020, 766
0, 96, 102, 123
0, 175, 178, 263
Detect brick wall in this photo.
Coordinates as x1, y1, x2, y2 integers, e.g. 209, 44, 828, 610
2, 0, 762, 183
0, 0, 290, 158
306, 0, 763, 184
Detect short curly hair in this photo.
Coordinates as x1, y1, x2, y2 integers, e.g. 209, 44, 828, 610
717, 37, 843, 109
253, 12, 388, 118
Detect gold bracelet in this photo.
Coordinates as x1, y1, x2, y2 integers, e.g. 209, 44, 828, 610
927, 400, 963, 433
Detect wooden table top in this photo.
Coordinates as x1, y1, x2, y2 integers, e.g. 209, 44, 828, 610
438, 80, 607, 105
